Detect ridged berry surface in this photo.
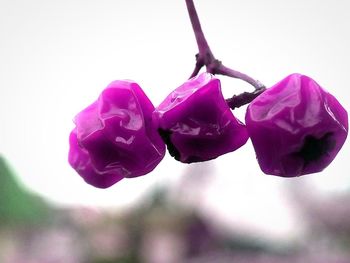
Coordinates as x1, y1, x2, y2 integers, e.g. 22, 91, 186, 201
69, 80, 165, 188
153, 73, 249, 163
246, 73, 348, 177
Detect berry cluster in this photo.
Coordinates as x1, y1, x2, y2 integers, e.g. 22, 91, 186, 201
68, 1, 348, 188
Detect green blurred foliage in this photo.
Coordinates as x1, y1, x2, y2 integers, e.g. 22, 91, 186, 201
0, 156, 52, 226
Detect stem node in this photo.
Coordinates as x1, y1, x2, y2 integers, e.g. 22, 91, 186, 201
185, 0, 266, 107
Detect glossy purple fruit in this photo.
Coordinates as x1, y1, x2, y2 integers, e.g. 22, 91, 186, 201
153, 72, 249, 163
246, 73, 348, 177
68, 80, 166, 188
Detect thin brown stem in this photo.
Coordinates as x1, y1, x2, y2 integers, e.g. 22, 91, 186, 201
185, 0, 213, 58
215, 64, 265, 90
226, 87, 266, 110
185, 0, 266, 107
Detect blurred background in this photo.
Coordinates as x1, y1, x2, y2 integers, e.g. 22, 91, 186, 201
1, 0, 350, 262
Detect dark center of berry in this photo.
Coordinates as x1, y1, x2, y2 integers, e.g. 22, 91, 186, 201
296, 132, 335, 165
158, 128, 181, 161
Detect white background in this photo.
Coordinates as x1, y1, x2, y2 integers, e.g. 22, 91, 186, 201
1, 0, 350, 241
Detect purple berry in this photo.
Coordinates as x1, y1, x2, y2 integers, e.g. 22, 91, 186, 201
68, 80, 165, 188
153, 73, 249, 163
246, 73, 348, 177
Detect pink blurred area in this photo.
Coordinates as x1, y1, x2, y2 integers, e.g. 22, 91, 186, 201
1, 156, 350, 263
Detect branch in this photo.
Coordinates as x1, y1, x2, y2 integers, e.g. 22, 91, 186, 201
185, 0, 266, 108
226, 87, 266, 110
185, 0, 213, 58
215, 64, 265, 90
184, 0, 264, 91
189, 54, 204, 79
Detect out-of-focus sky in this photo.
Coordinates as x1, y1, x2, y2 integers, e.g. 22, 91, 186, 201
0, 0, 350, 241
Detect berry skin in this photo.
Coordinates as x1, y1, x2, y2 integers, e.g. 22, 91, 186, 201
245, 73, 348, 177
68, 80, 165, 188
153, 72, 249, 163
